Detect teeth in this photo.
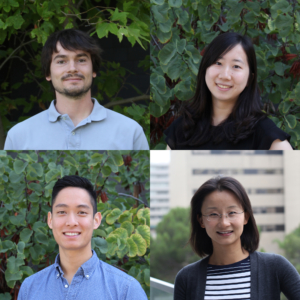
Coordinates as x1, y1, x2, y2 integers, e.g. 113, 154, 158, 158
218, 231, 232, 233
217, 84, 231, 89
64, 233, 80, 236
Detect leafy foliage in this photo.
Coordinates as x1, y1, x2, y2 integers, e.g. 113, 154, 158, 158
150, 0, 300, 149
151, 207, 198, 283
0, 150, 150, 299
0, 0, 150, 148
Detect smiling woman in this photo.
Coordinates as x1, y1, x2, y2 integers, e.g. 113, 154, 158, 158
174, 176, 300, 300
164, 32, 293, 150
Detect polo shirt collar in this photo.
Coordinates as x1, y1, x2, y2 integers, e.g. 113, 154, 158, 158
48, 98, 107, 123
54, 250, 98, 278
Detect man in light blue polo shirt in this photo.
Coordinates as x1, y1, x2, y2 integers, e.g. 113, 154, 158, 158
4, 29, 149, 150
18, 175, 147, 300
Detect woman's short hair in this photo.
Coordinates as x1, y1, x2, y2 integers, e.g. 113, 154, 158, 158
189, 176, 259, 257
180, 32, 265, 146
41, 29, 103, 77
52, 175, 97, 216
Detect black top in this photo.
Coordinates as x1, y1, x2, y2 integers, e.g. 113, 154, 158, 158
164, 117, 291, 150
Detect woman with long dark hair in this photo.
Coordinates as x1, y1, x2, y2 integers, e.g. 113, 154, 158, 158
165, 33, 292, 150
174, 176, 300, 300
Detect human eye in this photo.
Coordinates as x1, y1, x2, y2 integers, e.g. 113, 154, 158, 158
233, 65, 241, 69
57, 211, 66, 214
57, 60, 66, 65
78, 211, 87, 215
215, 61, 221, 65
78, 59, 87, 63
229, 211, 237, 215
209, 213, 219, 218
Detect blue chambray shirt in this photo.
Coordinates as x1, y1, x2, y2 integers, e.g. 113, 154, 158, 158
4, 99, 149, 150
18, 250, 147, 300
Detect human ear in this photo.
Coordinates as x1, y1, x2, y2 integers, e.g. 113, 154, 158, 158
93, 212, 102, 229
92, 72, 96, 78
244, 212, 250, 225
197, 214, 205, 228
46, 74, 52, 81
47, 211, 53, 229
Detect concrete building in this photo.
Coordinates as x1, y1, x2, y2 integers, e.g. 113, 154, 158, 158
150, 163, 170, 234
160, 150, 300, 254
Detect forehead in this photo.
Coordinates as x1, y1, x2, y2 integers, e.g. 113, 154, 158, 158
52, 42, 91, 60
54, 186, 92, 208
202, 190, 242, 209
220, 44, 248, 64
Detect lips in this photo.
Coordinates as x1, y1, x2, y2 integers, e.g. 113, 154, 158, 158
216, 83, 232, 90
217, 231, 233, 236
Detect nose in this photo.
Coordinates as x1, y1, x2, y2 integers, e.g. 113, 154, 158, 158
66, 212, 78, 226
219, 66, 231, 80
68, 60, 78, 73
218, 214, 231, 226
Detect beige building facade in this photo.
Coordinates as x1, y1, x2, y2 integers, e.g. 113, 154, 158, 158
166, 150, 300, 254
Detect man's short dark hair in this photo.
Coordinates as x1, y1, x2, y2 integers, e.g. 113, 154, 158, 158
52, 175, 97, 215
189, 176, 259, 257
41, 29, 103, 77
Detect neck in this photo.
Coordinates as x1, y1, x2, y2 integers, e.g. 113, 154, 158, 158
55, 92, 94, 127
58, 246, 93, 284
209, 242, 249, 265
211, 98, 236, 126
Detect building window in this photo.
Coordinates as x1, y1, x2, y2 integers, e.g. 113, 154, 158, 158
252, 206, 284, 214
192, 169, 283, 175
259, 224, 285, 232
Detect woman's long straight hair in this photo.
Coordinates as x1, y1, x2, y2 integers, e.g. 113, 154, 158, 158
179, 32, 266, 147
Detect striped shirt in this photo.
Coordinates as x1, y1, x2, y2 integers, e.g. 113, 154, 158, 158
204, 256, 251, 300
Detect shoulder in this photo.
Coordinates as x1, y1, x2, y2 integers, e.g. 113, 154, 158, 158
253, 117, 291, 149
7, 110, 49, 136
20, 264, 55, 288
104, 108, 142, 129
253, 251, 294, 269
98, 259, 138, 284
175, 258, 206, 281
164, 116, 184, 149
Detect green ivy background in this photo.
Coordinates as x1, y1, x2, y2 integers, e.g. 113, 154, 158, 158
0, 0, 150, 148
150, 0, 300, 149
0, 150, 150, 300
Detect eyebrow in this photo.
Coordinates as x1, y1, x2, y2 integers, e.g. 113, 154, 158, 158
53, 53, 89, 61
206, 205, 239, 210
54, 203, 91, 209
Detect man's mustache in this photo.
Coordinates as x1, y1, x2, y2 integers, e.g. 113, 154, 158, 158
61, 74, 85, 80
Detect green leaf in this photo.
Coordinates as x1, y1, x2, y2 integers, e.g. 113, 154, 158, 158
20, 228, 33, 243
119, 210, 133, 223
110, 8, 128, 25
93, 237, 108, 253
45, 169, 60, 183
27, 163, 43, 177
17, 241, 25, 253
282, 101, 293, 114
0, 292, 12, 300
150, 73, 166, 94
159, 19, 172, 33
35, 232, 49, 245
6, 14, 25, 30
13, 160, 28, 174
96, 22, 119, 39
106, 208, 122, 225
9, 214, 25, 226
168, 0, 182, 8
274, 14, 293, 37
144, 268, 150, 286
285, 115, 297, 129
0, 240, 14, 253
130, 233, 147, 256
5, 270, 23, 288
121, 221, 134, 236
174, 76, 194, 101
158, 43, 177, 65
20, 266, 34, 276
136, 225, 150, 247
9, 170, 23, 183
28, 182, 43, 195
244, 11, 256, 24
7, 256, 24, 273
274, 62, 287, 76
175, 9, 189, 25
108, 151, 124, 166
176, 39, 186, 54
185, 45, 201, 64
127, 236, 138, 257
151, 3, 170, 23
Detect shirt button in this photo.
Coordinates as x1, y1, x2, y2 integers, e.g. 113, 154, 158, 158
72, 132, 75, 135
63, 117, 66, 120
86, 275, 89, 279
65, 285, 68, 288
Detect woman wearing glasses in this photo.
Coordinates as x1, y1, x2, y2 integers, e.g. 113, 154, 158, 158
174, 176, 300, 300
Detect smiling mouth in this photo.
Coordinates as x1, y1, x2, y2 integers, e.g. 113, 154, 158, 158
64, 232, 81, 236
216, 83, 232, 89
217, 231, 233, 236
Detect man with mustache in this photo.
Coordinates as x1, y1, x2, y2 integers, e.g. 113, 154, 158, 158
4, 29, 149, 150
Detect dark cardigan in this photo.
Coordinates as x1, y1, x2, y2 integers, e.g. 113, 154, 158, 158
174, 251, 300, 300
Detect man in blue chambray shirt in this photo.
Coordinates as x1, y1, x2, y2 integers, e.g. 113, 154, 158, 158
18, 175, 147, 300
4, 29, 149, 150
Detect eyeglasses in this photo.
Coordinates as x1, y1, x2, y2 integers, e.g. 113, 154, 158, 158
201, 211, 244, 222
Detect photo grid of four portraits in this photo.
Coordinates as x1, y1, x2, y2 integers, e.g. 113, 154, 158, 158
1, 0, 300, 299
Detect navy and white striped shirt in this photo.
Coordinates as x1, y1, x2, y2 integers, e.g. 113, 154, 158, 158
205, 256, 251, 300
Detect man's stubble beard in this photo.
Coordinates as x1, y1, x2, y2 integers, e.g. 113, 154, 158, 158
54, 79, 93, 100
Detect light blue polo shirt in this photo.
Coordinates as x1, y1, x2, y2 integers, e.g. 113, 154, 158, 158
4, 99, 149, 150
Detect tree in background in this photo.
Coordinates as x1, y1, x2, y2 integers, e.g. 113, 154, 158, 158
151, 207, 198, 283
151, 0, 300, 149
0, 150, 150, 299
0, 0, 150, 148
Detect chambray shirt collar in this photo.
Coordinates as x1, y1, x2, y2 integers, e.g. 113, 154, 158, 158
48, 98, 107, 123
54, 250, 98, 279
